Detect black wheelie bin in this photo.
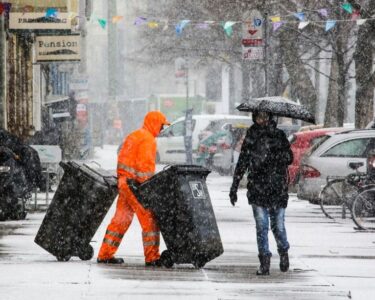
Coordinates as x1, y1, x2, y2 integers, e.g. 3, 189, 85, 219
35, 161, 118, 261
129, 164, 223, 268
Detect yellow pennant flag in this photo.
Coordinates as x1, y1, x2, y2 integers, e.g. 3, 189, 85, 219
112, 16, 124, 23
270, 16, 281, 23
147, 21, 159, 28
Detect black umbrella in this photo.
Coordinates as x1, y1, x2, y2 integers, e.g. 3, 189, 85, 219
237, 96, 316, 124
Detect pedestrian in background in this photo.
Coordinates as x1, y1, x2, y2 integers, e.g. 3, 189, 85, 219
229, 111, 293, 275
97, 111, 170, 266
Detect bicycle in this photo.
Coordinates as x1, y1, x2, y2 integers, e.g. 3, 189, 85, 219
351, 150, 375, 230
351, 184, 375, 230
319, 162, 366, 220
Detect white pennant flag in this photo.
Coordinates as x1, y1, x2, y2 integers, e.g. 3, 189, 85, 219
356, 19, 366, 25
298, 21, 310, 30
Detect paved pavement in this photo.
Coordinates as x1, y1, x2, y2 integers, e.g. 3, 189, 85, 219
0, 173, 374, 300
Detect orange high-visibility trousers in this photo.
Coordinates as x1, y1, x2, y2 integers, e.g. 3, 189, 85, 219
98, 177, 160, 263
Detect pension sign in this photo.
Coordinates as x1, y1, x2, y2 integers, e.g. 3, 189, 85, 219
35, 35, 81, 62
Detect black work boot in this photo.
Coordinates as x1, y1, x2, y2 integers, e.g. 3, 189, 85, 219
279, 251, 289, 272
256, 254, 271, 275
97, 257, 124, 264
145, 259, 163, 267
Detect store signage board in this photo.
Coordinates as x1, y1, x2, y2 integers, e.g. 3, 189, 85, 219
35, 35, 81, 62
9, 12, 71, 30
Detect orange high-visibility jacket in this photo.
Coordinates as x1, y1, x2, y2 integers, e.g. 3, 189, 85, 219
117, 111, 169, 183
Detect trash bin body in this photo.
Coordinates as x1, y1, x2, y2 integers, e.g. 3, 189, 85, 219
34, 161, 118, 261
135, 165, 223, 268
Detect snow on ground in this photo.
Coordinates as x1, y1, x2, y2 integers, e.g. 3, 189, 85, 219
0, 146, 374, 299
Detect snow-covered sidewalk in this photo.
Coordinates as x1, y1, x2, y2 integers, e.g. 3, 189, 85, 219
0, 146, 374, 299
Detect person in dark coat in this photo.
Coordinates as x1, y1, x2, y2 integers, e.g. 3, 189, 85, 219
0, 129, 43, 190
229, 111, 293, 275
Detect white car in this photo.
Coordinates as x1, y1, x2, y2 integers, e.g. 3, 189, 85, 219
156, 114, 251, 164
297, 129, 375, 202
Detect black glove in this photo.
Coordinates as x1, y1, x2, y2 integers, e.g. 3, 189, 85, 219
229, 187, 237, 206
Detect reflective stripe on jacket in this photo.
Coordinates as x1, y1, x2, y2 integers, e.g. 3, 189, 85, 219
117, 111, 169, 183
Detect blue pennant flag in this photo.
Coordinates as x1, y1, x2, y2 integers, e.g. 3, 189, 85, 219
175, 20, 190, 36
293, 12, 305, 21
325, 20, 336, 31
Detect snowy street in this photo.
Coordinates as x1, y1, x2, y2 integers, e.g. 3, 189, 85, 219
0, 146, 374, 300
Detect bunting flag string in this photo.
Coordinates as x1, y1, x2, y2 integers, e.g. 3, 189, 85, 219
9, 3, 371, 34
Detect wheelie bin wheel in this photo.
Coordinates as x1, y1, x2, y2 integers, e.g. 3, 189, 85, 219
0, 211, 7, 222
56, 254, 71, 262
78, 245, 94, 261
160, 250, 174, 268
193, 255, 206, 269
10, 210, 27, 220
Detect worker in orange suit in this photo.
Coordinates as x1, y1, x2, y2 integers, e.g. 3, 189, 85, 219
97, 111, 170, 266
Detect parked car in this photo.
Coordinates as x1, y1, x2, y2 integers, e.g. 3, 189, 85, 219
288, 128, 347, 186
277, 124, 301, 137
156, 114, 251, 164
366, 118, 375, 129
196, 122, 300, 176
197, 124, 248, 175
297, 129, 375, 202
198, 118, 252, 142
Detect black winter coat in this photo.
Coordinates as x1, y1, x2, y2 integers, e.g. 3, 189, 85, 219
231, 121, 293, 208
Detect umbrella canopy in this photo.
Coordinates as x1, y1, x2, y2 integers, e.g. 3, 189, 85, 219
237, 96, 316, 124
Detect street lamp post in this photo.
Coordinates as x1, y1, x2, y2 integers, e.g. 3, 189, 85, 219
184, 57, 193, 164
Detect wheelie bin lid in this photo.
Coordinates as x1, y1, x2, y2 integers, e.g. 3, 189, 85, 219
59, 161, 117, 188
161, 164, 211, 176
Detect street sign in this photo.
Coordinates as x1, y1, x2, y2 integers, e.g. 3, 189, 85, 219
69, 78, 88, 91
242, 10, 264, 61
242, 47, 264, 60
175, 57, 187, 78
242, 10, 263, 39
75, 90, 88, 101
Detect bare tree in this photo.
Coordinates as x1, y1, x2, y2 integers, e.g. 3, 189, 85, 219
352, 0, 375, 128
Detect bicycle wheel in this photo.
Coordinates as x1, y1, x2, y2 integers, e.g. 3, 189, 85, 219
351, 187, 375, 230
319, 180, 345, 219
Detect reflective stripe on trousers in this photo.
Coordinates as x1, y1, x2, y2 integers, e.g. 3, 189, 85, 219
97, 181, 160, 262
142, 231, 160, 247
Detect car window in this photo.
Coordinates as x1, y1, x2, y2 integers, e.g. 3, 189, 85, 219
310, 136, 326, 147
305, 135, 330, 157
203, 119, 251, 132
288, 134, 297, 144
170, 121, 185, 137
159, 126, 171, 137
322, 138, 371, 158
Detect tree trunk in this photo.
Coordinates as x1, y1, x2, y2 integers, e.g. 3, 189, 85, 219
354, 22, 375, 128
279, 30, 318, 118
324, 53, 340, 127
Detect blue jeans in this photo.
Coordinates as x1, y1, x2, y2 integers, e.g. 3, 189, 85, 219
252, 205, 290, 256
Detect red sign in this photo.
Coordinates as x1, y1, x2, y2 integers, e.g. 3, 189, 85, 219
113, 119, 122, 129
163, 99, 174, 108
242, 39, 263, 47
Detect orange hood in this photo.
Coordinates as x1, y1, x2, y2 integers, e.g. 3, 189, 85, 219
143, 111, 170, 137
